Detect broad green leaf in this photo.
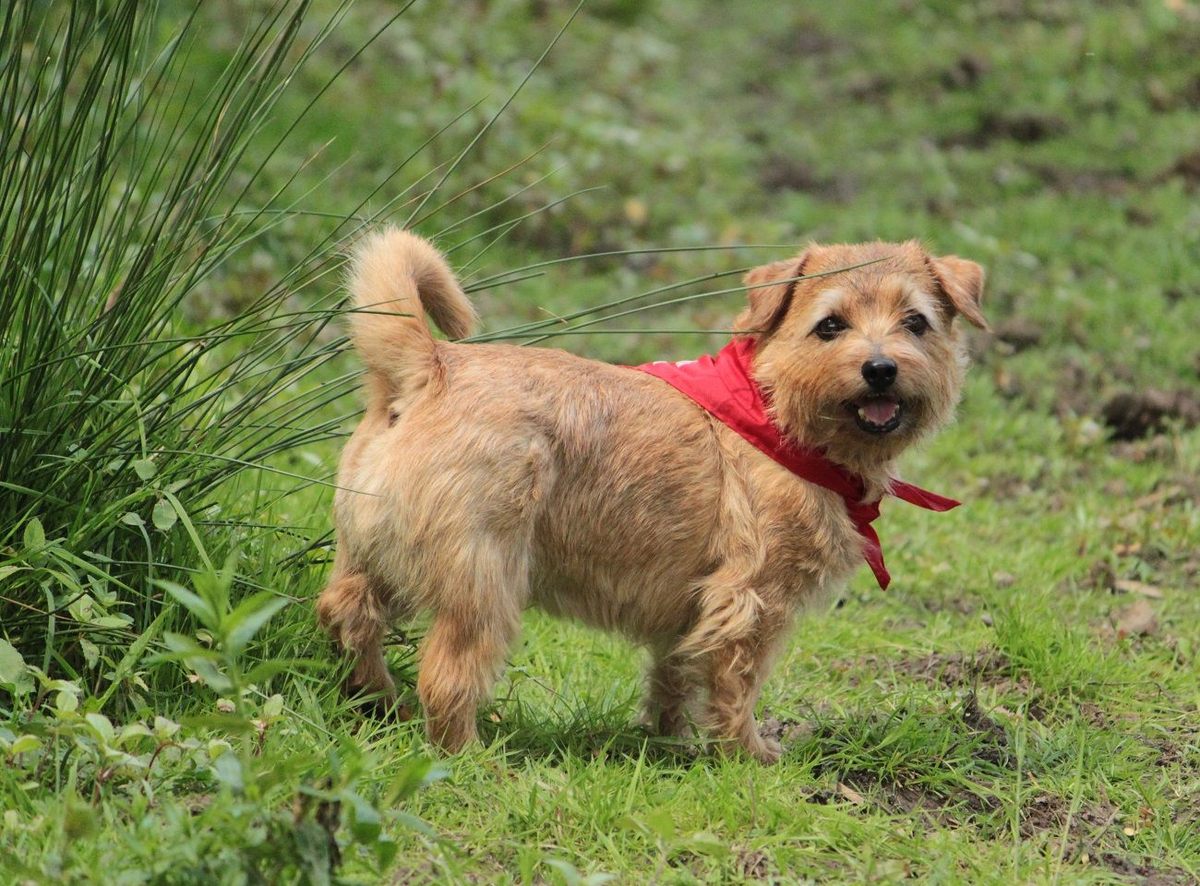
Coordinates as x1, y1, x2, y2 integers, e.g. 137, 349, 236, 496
62, 797, 98, 840
392, 809, 435, 837
85, 713, 115, 743
261, 694, 284, 719
387, 755, 450, 804
181, 713, 255, 733
23, 517, 45, 552
39, 676, 80, 692
683, 832, 730, 857
372, 833, 399, 870
211, 753, 243, 792
152, 498, 178, 532
642, 807, 676, 841
131, 459, 157, 480
244, 658, 318, 685
544, 860, 584, 886
80, 638, 100, 669
161, 632, 219, 660
0, 565, 21, 581
345, 791, 382, 843
158, 581, 218, 628
0, 638, 33, 696
187, 660, 233, 694
10, 735, 40, 755
68, 595, 97, 622
224, 593, 288, 654
120, 512, 144, 527
90, 614, 133, 629
117, 723, 153, 746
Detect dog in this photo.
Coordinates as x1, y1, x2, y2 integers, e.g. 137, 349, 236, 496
316, 228, 985, 762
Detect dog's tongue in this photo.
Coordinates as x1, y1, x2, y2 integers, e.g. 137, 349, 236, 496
861, 399, 899, 425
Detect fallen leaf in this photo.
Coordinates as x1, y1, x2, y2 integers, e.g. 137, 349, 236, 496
1114, 579, 1164, 599
1133, 485, 1184, 509
836, 782, 865, 804
1113, 599, 1158, 637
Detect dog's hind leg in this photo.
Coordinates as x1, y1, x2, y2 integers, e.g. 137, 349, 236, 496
316, 570, 397, 704
416, 538, 528, 753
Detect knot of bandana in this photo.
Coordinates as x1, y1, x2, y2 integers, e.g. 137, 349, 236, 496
633, 337, 959, 589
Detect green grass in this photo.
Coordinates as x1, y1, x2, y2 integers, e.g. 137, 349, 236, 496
2, 0, 1199, 883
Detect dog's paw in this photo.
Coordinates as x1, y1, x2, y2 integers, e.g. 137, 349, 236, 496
348, 685, 410, 722
748, 735, 782, 765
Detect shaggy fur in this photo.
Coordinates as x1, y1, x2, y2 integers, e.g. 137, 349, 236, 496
317, 228, 986, 762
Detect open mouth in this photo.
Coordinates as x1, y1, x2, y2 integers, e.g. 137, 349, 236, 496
847, 396, 903, 435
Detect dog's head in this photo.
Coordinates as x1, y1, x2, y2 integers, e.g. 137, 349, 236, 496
737, 240, 986, 476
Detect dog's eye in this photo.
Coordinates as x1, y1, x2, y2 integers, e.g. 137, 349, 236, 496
813, 316, 848, 341
902, 312, 929, 336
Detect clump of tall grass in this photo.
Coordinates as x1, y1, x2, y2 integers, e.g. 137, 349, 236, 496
0, 0, 382, 670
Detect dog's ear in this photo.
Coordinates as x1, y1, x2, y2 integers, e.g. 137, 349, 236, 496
929, 255, 988, 330
735, 251, 811, 338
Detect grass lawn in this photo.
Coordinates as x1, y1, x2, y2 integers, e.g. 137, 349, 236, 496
2, 1, 1198, 883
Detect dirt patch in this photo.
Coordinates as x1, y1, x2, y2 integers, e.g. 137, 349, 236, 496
734, 848, 772, 881
815, 774, 1191, 884
941, 111, 1067, 148
774, 22, 843, 58
1098, 853, 1195, 886
846, 72, 895, 102
1110, 435, 1181, 464
959, 693, 1013, 766
1147, 73, 1200, 112
835, 771, 974, 818
758, 156, 857, 201
1125, 205, 1158, 227
844, 648, 1056, 722
1101, 388, 1200, 440
1049, 357, 1096, 420
1110, 598, 1159, 638
992, 316, 1043, 352
1163, 285, 1195, 305
1031, 163, 1134, 196
941, 54, 989, 90
759, 715, 815, 747
1164, 149, 1200, 188
888, 647, 1018, 691
1145, 730, 1200, 772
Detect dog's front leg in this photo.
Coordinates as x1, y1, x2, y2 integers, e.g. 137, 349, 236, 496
642, 644, 698, 739
703, 623, 788, 764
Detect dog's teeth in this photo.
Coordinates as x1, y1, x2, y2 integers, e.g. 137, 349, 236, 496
857, 407, 868, 421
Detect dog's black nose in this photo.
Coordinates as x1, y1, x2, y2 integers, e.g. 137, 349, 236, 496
862, 357, 897, 391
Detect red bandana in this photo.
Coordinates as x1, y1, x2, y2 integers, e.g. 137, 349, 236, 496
633, 337, 959, 589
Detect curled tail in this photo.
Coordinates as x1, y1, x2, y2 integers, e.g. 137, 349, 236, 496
347, 227, 477, 406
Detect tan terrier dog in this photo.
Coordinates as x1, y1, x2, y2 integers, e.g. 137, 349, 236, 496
317, 228, 985, 762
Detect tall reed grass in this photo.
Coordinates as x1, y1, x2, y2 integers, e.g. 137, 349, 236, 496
0, 0, 382, 668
